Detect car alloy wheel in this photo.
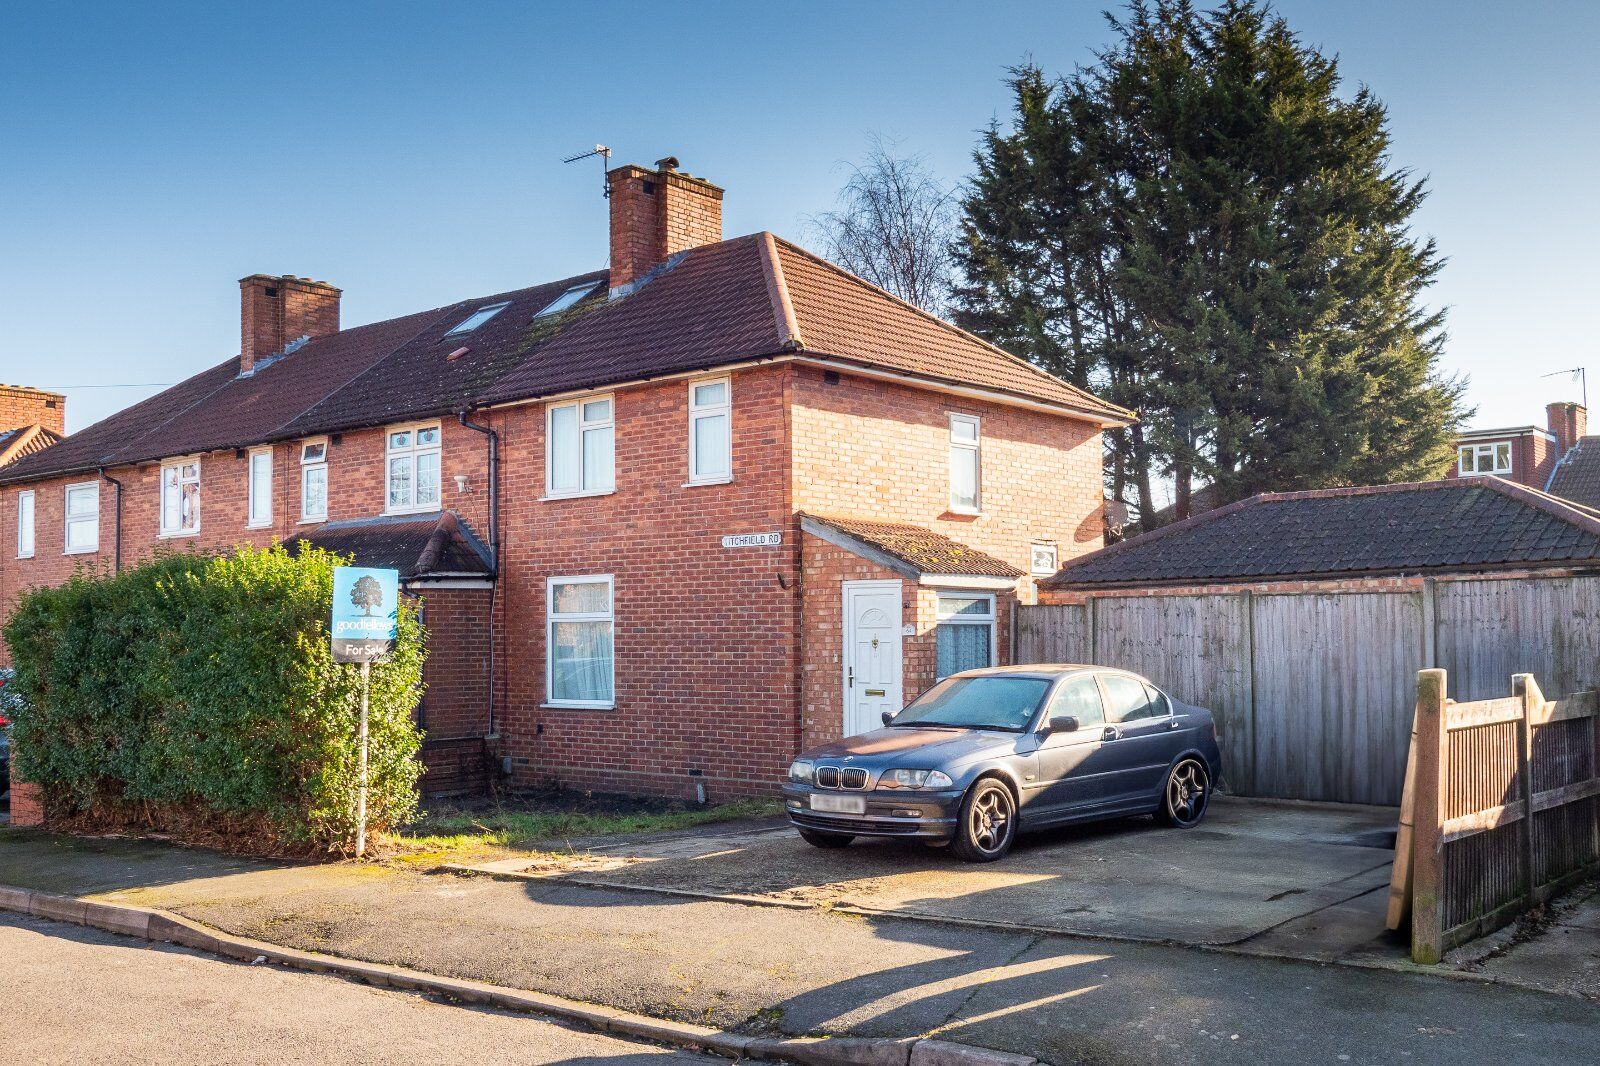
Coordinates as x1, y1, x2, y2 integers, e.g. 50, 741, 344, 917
1159, 758, 1210, 828
952, 779, 1016, 862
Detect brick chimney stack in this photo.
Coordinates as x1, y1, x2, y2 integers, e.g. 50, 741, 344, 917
239, 274, 341, 375
1547, 401, 1587, 455
606, 157, 723, 293
0, 384, 65, 436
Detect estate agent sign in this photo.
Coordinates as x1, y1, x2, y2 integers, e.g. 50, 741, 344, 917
331, 566, 399, 663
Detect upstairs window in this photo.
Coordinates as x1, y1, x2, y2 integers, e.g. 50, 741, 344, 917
1458, 442, 1511, 476
935, 592, 995, 680
386, 424, 442, 514
687, 377, 732, 485
301, 439, 328, 522
535, 282, 601, 318
247, 447, 273, 528
949, 414, 982, 513
64, 481, 99, 554
445, 301, 509, 337
547, 396, 614, 498
16, 489, 35, 559
160, 460, 200, 537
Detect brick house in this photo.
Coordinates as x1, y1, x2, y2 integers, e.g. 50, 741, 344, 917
1447, 401, 1586, 491
0, 157, 1128, 808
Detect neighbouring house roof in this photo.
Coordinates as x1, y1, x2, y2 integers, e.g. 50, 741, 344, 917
1545, 436, 1600, 511
291, 512, 494, 582
0, 424, 62, 468
800, 514, 1024, 584
0, 233, 1129, 486
1041, 478, 1600, 589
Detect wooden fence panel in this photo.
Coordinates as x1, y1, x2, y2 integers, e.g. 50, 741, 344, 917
1436, 576, 1600, 702
1251, 592, 1423, 805
1089, 595, 1256, 793
1013, 603, 1089, 665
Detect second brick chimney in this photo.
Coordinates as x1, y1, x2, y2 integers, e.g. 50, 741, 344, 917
239, 274, 342, 375
606, 157, 723, 293
0, 384, 65, 436
1548, 401, 1587, 455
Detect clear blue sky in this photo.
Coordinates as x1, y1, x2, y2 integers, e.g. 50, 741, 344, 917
3, 0, 1597, 434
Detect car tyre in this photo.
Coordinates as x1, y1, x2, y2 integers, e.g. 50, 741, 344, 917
1156, 758, 1211, 828
950, 778, 1016, 863
798, 828, 854, 849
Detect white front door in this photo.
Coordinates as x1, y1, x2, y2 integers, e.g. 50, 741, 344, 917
843, 580, 903, 737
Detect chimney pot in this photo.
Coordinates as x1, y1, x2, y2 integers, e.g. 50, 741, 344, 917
606, 157, 723, 293
239, 274, 341, 375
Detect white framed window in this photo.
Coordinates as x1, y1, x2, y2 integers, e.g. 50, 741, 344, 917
949, 414, 981, 513
64, 481, 99, 554
547, 575, 615, 708
386, 423, 442, 514
935, 592, 996, 680
687, 377, 732, 485
300, 439, 328, 522
16, 489, 35, 559
1458, 441, 1511, 476
546, 396, 614, 498
159, 459, 200, 537
1030, 542, 1059, 576
247, 447, 273, 528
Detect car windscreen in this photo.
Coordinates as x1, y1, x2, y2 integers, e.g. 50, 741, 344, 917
893, 676, 1052, 731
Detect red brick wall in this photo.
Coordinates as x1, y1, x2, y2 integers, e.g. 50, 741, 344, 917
7, 781, 43, 826
0, 385, 65, 437
413, 585, 494, 793
1446, 431, 1557, 490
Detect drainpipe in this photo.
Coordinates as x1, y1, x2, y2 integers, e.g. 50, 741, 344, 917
457, 410, 499, 740
97, 467, 123, 573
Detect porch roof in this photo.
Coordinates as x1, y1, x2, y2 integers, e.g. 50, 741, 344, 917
800, 513, 1023, 587
292, 511, 493, 582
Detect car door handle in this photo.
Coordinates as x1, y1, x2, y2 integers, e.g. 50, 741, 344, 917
1101, 726, 1120, 741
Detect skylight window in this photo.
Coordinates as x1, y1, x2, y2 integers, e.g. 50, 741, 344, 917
534, 282, 600, 319
445, 301, 510, 336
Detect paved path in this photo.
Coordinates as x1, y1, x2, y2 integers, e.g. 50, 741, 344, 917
2, 911, 711, 1065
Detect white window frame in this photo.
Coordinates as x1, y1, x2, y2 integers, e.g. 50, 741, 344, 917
300, 438, 328, 523
1458, 441, 1512, 476
247, 447, 273, 528
934, 591, 997, 681
158, 458, 201, 538
16, 489, 35, 559
385, 422, 443, 515
545, 574, 616, 709
686, 376, 732, 486
544, 395, 615, 499
949, 413, 982, 514
63, 481, 99, 555
1030, 542, 1059, 577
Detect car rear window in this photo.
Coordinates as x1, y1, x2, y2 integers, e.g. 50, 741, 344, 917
894, 676, 1051, 731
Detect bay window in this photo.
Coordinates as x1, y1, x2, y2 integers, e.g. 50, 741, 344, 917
935, 592, 995, 680
159, 460, 200, 536
247, 447, 273, 527
386, 423, 441, 514
547, 396, 614, 497
301, 439, 328, 522
687, 377, 731, 484
949, 414, 981, 513
547, 575, 615, 707
64, 481, 99, 554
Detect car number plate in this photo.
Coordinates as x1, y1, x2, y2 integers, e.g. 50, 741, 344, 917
810, 794, 865, 814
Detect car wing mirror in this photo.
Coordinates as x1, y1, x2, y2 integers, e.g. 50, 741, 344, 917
881, 710, 895, 726
1045, 715, 1080, 734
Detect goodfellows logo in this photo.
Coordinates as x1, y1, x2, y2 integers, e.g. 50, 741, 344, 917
331, 566, 400, 663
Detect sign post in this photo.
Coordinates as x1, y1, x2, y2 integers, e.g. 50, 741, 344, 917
331, 566, 400, 858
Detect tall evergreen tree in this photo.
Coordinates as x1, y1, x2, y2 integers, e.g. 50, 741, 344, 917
954, 0, 1468, 528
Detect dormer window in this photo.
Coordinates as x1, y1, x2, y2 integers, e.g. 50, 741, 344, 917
1459, 442, 1512, 476
535, 282, 600, 318
445, 302, 509, 337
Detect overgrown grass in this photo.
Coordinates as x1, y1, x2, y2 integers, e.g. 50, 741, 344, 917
390, 797, 780, 859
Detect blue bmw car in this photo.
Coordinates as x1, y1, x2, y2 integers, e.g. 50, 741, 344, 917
783, 665, 1223, 862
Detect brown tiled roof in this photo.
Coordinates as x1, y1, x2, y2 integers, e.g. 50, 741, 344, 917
0, 425, 62, 468
291, 511, 493, 580
802, 514, 1024, 579
1042, 478, 1600, 588
2, 232, 1126, 485
1546, 437, 1600, 510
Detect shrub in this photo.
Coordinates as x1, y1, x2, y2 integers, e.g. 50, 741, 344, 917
4, 544, 424, 855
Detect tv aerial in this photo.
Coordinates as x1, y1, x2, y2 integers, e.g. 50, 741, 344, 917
563, 144, 613, 196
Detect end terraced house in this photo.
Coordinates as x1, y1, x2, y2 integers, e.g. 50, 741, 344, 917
0, 158, 1128, 802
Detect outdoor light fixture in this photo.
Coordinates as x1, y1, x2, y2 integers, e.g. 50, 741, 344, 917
454, 474, 471, 494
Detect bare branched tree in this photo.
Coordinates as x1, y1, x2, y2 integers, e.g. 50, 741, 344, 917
809, 136, 958, 313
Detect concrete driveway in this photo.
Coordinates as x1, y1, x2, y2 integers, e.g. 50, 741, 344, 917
553, 796, 1400, 954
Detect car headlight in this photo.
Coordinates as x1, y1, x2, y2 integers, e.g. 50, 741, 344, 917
788, 759, 815, 784
876, 768, 954, 790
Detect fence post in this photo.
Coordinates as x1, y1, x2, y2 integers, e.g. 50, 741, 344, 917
1411, 668, 1449, 964
1513, 673, 1542, 905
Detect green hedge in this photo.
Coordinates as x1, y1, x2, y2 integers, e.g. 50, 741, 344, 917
4, 544, 424, 855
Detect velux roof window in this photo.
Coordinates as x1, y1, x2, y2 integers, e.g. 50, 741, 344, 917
534, 282, 600, 318
445, 301, 510, 337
